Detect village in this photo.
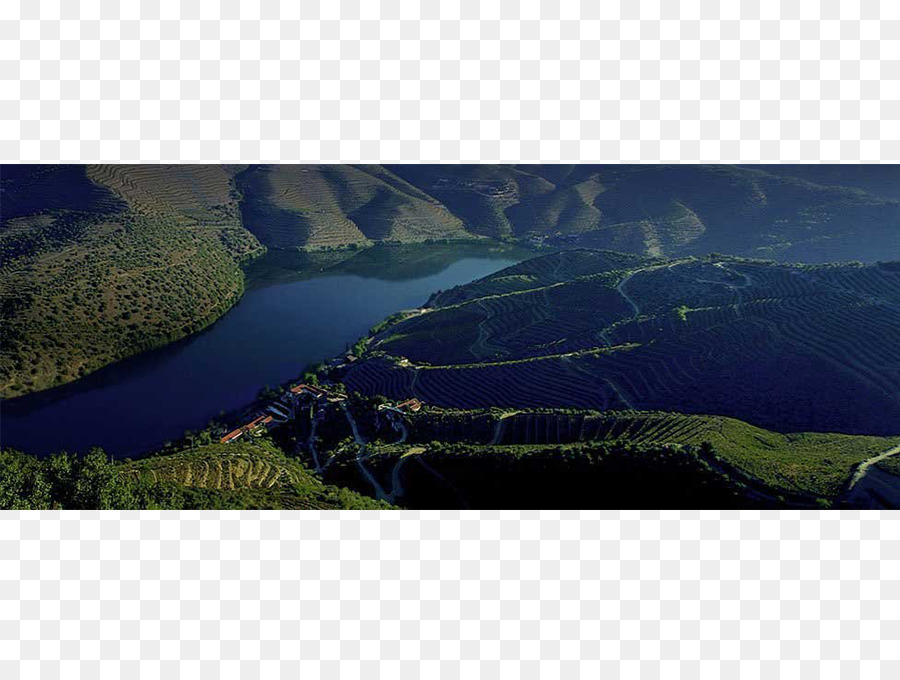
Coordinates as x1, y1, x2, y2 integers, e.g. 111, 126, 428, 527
218, 376, 422, 446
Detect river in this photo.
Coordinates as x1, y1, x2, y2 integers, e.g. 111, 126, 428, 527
0, 243, 529, 458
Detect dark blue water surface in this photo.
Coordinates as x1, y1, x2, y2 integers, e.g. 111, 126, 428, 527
1, 247, 525, 458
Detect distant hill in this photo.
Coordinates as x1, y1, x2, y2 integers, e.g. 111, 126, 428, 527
236, 165, 470, 249
747, 164, 900, 201
387, 164, 900, 262
343, 249, 900, 435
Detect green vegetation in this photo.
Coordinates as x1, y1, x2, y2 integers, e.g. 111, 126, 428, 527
305, 404, 899, 507
6, 164, 897, 399
475, 410, 898, 500
1, 165, 264, 398
389, 164, 900, 263
236, 165, 470, 250
0, 441, 391, 510
344, 250, 900, 436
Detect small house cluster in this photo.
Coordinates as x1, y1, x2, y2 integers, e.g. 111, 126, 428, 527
220, 413, 276, 444
219, 382, 347, 444
396, 398, 422, 412
377, 397, 423, 414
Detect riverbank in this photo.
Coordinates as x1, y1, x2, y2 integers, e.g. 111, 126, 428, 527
1, 245, 529, 458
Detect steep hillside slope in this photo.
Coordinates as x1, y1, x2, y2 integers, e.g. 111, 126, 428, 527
314, 402, 900, 508
388, 164, 900, 262
120, 440, 390, 509
0, 165, 263, 397
399, 409, 898, 501
748, 164, 900, 201
4, 164, 897, 399
343, 250, 900, 435
0, 440, 390, 509
237, 165, 470, 249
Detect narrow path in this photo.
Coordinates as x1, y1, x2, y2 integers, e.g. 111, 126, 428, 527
612, 261, 682, 320
381, 415, 410, 503
341, 403, 389, 500
471, 299, 495, 358
307, 406, 323, 473
603, 378, 635, 410
616, 270, 642, 317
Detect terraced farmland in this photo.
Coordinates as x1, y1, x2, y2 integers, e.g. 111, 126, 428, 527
317, 407, 899, 505
452, 409, 899, 500
0, 440, 389, 509
344, 251, 900, 435
237, 165, 470, 249
388, 164, 900, 263
5, 164, 898, 400
120, 441, 390, 509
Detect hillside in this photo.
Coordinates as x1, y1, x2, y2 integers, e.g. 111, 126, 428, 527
303, 398, 899, 508
0, 165, 264, 398
406, 409, 899, 500
4, 163, 898, 400
0, 440, 390, 509
342, 250, 900, 435
236, 165, 471, 249
387, 164, 900, 262
119, 440, 390, 509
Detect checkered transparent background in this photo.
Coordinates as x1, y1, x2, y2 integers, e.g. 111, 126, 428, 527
2, 0, 900, 677
1, 511, 899, 679
1, 0, 898, 164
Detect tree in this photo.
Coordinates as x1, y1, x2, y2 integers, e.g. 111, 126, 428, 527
0, 450, 52, 509
72, 448, 135, 510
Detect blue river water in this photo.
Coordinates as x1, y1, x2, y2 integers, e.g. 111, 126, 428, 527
0, 246, 526, 458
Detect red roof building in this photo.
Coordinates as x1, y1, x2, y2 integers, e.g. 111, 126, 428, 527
396, 398, 423, 412
291, 383, 326, 398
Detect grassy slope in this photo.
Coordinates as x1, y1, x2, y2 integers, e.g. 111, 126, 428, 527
121, 440, 391, 509
0, 165, 264, 398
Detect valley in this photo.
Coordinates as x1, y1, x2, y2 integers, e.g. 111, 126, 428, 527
2, 164, 900, 510
3, 164, 899, 399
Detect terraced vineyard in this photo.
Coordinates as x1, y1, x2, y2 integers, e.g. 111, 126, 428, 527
343, 250, 900, 435
309, 405, 900, 506
415, 409, 900, 500
0, 440, 389, 509
120, 441, 389, 509
389, 164, 900, 263
236, 165, 470, 249
5, 164, 898, 399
